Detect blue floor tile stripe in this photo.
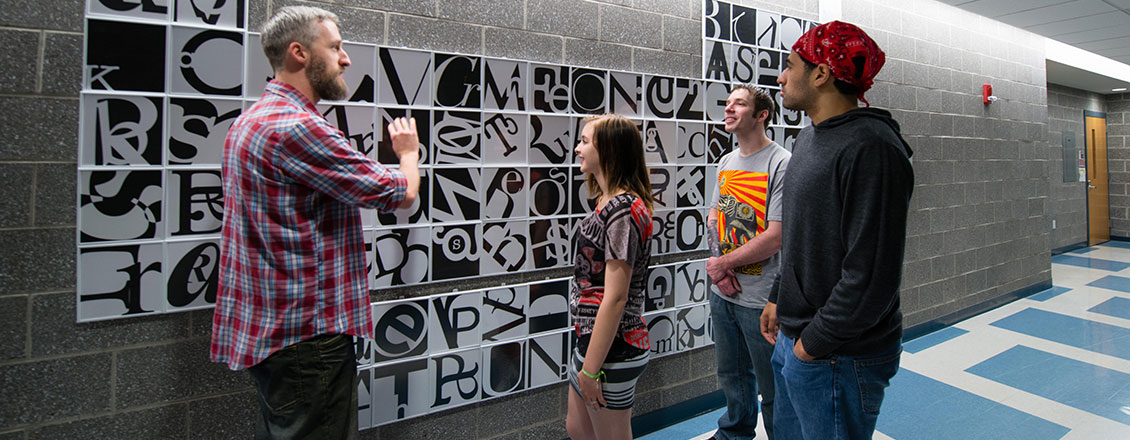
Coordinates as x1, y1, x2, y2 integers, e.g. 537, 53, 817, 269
903, 327, 969, 354
1089, 297, 1130, 321
1087, 275, 1130, 294
636, 408, 723, 439
878, 369, 1071, 439
1101, 241, 1130, 250
990, 308, 1130, 361
966, 345, 1130, 426
1069, 247, 1097, 254
1050, 254, 1130, 271
1028, 286, 1072, 302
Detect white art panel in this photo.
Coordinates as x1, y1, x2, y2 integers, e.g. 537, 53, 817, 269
340, 42, 377, 103
316, 104, 376, 159
676, 305, 710, 352
79, 170, 164, 243
644, 310, 677, 358
170, 26, 244, 96
429, 348, 481, 411
483, 58, 527, 111
81, 94, 164, 167
357, 367, 373, 429
89, 0, 170, 21
675, 260, 709, 307
481, 220, 529, 275
167, 97, 241, 166
608, 71, 642, 117
527, 279, 570, 335
243, 33, 272, 98
77, 243, 164, 321
482, 167, 527, 220
372, 357, 431, 427
371, 299, 430, 364
481, 285, 528, 342
379, 47, 433, 107
526, 330, 570, 389
174, 0, 245, 28
434, 53, 482, 109
429, 291, 483, 354
371, 226, 430, 288
529, 64, 570, 114
529, 217, 571, 269
677, 122, 707, 165
481, 113, 528, 164
166, 169, 223, 237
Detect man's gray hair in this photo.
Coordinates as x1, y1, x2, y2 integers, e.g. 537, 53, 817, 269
260, 6, 339, 71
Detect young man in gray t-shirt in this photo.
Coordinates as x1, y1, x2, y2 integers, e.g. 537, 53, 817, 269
706, 84, 790, 440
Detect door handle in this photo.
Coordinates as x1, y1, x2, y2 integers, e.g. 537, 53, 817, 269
1089, 184, 1097, 189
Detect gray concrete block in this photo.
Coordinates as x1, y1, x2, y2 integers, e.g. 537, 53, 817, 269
0, 353, 112, 425
889, 85, 916, 111
115, 338, 252, 408
564, 38, 631, 71
335, 0, 437, 16
388, 13, 480, 54
29, 404, 188, 440
0, 30, 39, 94
42, 32, 82, 97
0, 431, 22, 440
662, 16, 700, 55
913, 40, 940, 67
600, 5, 662, 49
660, 374, 717, 407
929, 114, 953, 137
527, 0, 598, 40
0, 228, 74, 295
188, 309, 215, 338
187, 391, 256, 439
377, 394, 478, 438
636, 0, 694, 18
34, 163, 76, 227
479, 385, 562, 438
0, 295, 27, 362
0, 163, 32, 228
635, 351, 688, 394
485, 27, 562, 64
438, 0, 523, 28
274, 1, 386, 44
632, 48, 698, 78
0, 97, 78, 161
30, 292, 189, 357
0, 0, 82, 31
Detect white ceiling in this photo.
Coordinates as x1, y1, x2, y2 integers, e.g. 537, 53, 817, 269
943, 0, 1130, 94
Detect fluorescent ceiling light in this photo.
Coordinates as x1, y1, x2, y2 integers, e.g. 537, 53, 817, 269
1115, 87, 1128, 92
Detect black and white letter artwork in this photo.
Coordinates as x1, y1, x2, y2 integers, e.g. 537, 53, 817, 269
86, 20, 166, 92
529, 218, 571, 269
371, 299, 430, 363
429, 291, 482, 354
168, 98, 241, 165
481, 286, 528, 342
431, 223, 480, 281
527, 279, 570, 334
170, 27, 244, 96
371, 226, 430, 288
645, 264, 675, 312
167, 169, 223, 236
82, 94, 164, 166
371, 358, 431, 427
174, 0, 245, 28
482, 167, 527, 219
78, 243, 163, 320
430, 349, 482, 411
677, 305, 710, 351
80, 170, 163, 243
481, 221, 528, 275
527, 331, 570, 389
481, 340, 525, 399
644, 310, 677, 357
165, 238, 219, 311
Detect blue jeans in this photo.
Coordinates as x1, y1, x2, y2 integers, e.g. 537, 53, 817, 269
248, 333, 358, 440
711, 294, 775, 440
771, 332, 901, 440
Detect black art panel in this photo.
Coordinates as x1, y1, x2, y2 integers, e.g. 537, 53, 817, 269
86, 19, 166, 92
527, 279, 569, 334
165, 239, 219, 310
675, 78, 704, 120
643, 120, 675, 165
756, 9, 780, 49
707, 123, 732, 163
377, 108, 430, 166
429, 291, 482, 354
704, 81, 730, 123
483, 58, 527, 111
527, 331, 570, 388
481, 286, 528, 342
430, 349, 481, 410
676, 166, 706, 208
341, 42, 377, 103
649, 210, 674, 256
372, 226, 430, 288
529, 167, 569, 217
757, 49, 783, 87
732, 4, 758, 45
432, 168, 480, 222
644, 75, 675, 119
482, 112, 527, 164
703, 0, 730, 41
570, 167, 596, 216
645, 264, 674, 312
482, 167, 527, 219
530, 64, 570, 114
434, 53, 482, 109
481, 221, 528, 275
677, 305, 709, 351
371, 299, 430, 363
732, 44, 758, 84
608, 71, 641, 117
675, 260, 708, 306
650, 166, 674, 210
90, 0, 168, 20
357, 367, 373, 429
529, 115, 572, 165
170, 27, 243, 96
174, 0, 245, 28
676, 209, 706, 252
703, 41, 731, 82
529, 218, 570, 269
431, 224, 480, 281
780, 16, 806, 52
783, 127, 802, 151
372, 358, 431, 426
377, 169, 429, 226
433, 110, 481, 165
167, 169, 223, 236
765, 88, 783, 126
481, 340, 525, 399
319, 104, 376, 159
644, 310, 676, 357
77, 243, 163, 321
570, 68, 607, 114
677, 123, 706, 165
168, 98, 240, 165
82, 95, 164, 166
79, 170, 163, 243
378, 47, 433, 106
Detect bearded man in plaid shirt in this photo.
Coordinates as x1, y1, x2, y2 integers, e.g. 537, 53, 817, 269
210, 6, 421, 439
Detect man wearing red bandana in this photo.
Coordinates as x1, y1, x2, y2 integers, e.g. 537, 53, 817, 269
759, 20, 915, 439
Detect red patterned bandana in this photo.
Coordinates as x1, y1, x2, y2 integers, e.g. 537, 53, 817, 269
791, 20, 885, 106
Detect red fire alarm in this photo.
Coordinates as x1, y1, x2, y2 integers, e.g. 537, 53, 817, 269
982, 84, 997, 104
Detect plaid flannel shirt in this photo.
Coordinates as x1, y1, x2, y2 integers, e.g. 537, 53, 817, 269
211, 80, 406, 370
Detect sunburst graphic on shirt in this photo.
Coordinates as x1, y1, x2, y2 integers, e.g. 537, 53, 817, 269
716, 170, 768, 239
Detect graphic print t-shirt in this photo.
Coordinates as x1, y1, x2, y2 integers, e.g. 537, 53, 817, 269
570, 193, 653, 352
710, 142, 790, 309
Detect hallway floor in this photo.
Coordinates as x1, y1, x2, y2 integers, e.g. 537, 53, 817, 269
640, 241, 1130, 439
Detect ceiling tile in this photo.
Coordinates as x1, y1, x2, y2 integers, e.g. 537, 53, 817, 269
1055, 23, 1130, 44
953, 0, 1068, 17
995, 0, 1115, 27
1027, 12, 1130, 36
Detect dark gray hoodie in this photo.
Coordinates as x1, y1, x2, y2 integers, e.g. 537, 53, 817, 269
768, 107, 914, 358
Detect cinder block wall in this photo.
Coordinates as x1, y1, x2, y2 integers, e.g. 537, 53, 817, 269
1107, 93, 1130, 238
1046, 84, 1100, 250
0, 0, 1069, 438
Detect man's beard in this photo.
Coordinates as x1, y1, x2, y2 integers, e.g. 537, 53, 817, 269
307, 54, 347, 101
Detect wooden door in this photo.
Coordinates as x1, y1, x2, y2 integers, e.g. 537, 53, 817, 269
1086, 115, 1109, 246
